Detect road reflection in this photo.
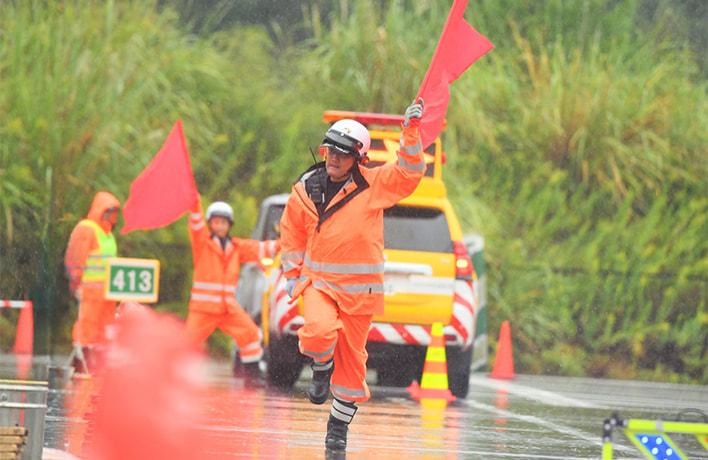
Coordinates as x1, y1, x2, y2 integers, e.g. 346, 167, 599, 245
194, 376, 466, 459
41, 363, 708, 459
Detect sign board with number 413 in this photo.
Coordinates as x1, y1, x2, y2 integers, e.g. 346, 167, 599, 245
105, 258, 160, 303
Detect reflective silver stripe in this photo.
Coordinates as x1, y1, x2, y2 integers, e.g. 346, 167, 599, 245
312, 359, 333, 372
331, 399, 357, 424
332, 398, 356, 416
398, 152, 426, 173
400, 138, 422, 155
312, 279, 384, 295
80, 282, 104, 288
282, 260, 302, 273
190, 212, 202, 220
87, 254, 112, 259
192, 282, 236, 294
193, 282, 224, 290
83, 267, 105, 273
190, 220, 205, 230
302, 343, 336, 359
282, 251, 305, 262
268, 240, 277, 255
305, 255, 384, 275
243, 341, 261, 351
190, 294, 222, 302
258, 241, 265, 260
331, 383, 368, 399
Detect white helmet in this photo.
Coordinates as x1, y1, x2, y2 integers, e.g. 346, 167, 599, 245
206, 201, 233, 224
323, 119, 371, 162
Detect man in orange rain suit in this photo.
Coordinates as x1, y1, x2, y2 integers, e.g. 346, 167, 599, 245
65, 191, 121, 374
184, 197, 280, 386
279, 98, 425, 452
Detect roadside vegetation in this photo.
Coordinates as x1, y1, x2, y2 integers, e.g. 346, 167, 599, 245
1, 0, 706, 383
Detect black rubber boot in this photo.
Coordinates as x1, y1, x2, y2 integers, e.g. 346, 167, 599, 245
325, 398, 357, 452
325, 416, 348, 452
308, 358, 334, 404
243, 361, 266, 388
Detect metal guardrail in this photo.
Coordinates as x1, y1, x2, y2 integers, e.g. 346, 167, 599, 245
603, 411, 708, 460
0, 380, 48, 460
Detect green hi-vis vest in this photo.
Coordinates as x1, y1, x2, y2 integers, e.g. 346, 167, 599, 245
80, 219, 117, 285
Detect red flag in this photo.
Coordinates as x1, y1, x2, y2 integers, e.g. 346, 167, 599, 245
121, 120, 199, 234
417, 0, 494, 149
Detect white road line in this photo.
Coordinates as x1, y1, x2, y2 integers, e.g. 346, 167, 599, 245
468, 375, 600, 408
466, 376, 638, 456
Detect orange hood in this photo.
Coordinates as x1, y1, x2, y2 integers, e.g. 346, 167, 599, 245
86, 191, 121, 232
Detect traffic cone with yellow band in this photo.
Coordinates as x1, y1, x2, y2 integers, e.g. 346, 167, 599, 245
407, 322, 456, 403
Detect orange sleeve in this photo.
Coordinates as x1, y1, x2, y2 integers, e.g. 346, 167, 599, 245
188, 200, 209, 263
64, 222, 98, 290
235, 238, 280, 264
279, 189, 308, 280
366, 125, 425, 210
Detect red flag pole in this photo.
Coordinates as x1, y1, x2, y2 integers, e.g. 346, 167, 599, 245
417, 0, 470, 100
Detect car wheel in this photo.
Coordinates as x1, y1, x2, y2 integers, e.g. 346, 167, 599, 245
446, 345, 473, 399
266, 335, 305, 389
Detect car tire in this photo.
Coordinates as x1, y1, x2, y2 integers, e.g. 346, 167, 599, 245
446, 345, 473, 399
266, 335, 305, 389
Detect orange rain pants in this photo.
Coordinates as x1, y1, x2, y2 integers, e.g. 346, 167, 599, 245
298, 285, 372, 403
184, 303, 262, 363
72, 287, 117, 346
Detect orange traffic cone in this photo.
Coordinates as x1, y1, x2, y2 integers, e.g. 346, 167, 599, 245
490, 320, 515, 379
407, 322, 456, 402
13, 301, 34, 355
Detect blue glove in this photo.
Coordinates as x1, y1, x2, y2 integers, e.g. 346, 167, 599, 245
285, 278, 297, 298
404, 97, 424, 127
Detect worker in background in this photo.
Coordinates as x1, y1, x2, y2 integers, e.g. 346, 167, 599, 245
185, 197, 279, 387
65, 191, 121, 374
279, 98, 425, 452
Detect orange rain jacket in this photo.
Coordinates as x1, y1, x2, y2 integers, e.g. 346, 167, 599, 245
280, 124, 425, 402
280, 125, 426, 317
65, 191, 121, 346
187, 201, 280, 315
185, 201, 279, 360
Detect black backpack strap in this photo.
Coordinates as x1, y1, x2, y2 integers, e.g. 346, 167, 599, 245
302, 162, 328, 205
316, 166, 369, 231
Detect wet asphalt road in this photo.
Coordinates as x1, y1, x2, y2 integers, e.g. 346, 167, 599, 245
2, 355, 708, 459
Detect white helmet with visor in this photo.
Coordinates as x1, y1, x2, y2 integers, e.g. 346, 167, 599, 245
321, 119, 371, 164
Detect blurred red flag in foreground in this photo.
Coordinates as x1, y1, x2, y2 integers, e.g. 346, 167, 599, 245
121, 120, 199, 234
88, 301, 206, 460
417, 0, 494, 149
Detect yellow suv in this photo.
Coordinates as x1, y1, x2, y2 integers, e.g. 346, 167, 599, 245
236, 111, 488, 398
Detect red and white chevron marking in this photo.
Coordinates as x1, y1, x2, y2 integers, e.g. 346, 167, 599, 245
0, 300, 32, 309
268, 271, 303, 339
268, 269, 478, 349
368, 279, 477, 347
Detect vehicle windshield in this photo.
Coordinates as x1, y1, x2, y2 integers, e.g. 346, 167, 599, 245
261, 204, 285, 240
383, 206, 453, 253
